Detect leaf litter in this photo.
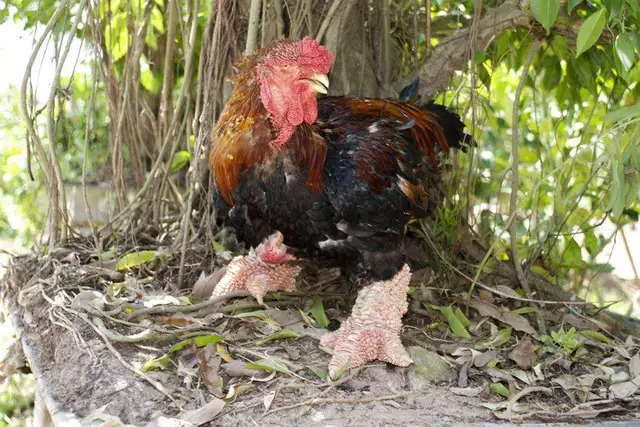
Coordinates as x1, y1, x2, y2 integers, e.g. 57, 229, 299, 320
4, 241, 640, 425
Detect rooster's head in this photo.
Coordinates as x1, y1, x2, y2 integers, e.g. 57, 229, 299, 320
254, 37, 333, 146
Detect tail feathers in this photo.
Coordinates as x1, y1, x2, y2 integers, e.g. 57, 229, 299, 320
420, 101, 474, 152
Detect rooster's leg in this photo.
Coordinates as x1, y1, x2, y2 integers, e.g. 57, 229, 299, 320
211, 232, 302, 304
320, 264, 413, 378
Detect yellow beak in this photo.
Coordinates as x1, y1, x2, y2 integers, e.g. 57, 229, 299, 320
301, 73, 329, 94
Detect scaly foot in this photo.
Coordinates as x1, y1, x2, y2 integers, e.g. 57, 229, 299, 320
211, 232, 302, 304
320, 264, 413, 378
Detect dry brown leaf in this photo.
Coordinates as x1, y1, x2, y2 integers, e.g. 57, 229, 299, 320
182, 397, 225, 425
478, 289, 494, 303
508, 337, 538, 369
613, 345, 632, 359
222, 360, 265, 378
474, 350, 497, 368
495, 285, 522, 299
192, 269, 227, 299
552, 374, 578, 390
469, 300, 537, 337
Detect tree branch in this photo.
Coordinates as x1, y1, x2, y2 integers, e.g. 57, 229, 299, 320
245, 0, 262, 55
414, 1, 532, 99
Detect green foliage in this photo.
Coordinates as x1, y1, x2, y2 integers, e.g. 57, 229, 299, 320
531, 0, 560, 32
540, 326, 582, 355
576, 9, 607, 57
0, 374, 35, 427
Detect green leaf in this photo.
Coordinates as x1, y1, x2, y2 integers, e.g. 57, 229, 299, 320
615, 33, 636, 72
140, 68, 161, 93
116, 250, 157, 270
490, 382, 510, 398
454, 307, 471, 328
602, 102, 640, 121
233, 310, 280, 326
253, 329, 304, 345
568, 0, 583, 14
170, 151, 191, 173
580, 330, 610, 343
476, 327, 513, 349
604, 0, 624, 19
298, 309, 316, 326
211, 240, 227, 254
584, 229, 599, 257
563, 238, 583, 267
308, 365, 329, 380
586, 263, 615, 273
434, 305, 471, 338
575, 9, 607, 58
245, 358, 292, 375
531, 0, 560, 32
170, 334, 225, 353
512, 307, 538, 315
310, 296, 330, 329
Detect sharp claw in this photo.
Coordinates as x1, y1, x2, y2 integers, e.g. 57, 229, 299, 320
321, 265, 414, 379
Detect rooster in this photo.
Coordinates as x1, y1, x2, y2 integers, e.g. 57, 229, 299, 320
208, 37, 469, 378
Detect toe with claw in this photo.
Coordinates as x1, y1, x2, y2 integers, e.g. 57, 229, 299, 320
320, 264, 414, 379
211, 232, 302, 304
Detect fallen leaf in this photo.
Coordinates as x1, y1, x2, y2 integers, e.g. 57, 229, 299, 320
613, 345, 631, 359
192, 269, 227, 299
224, 384, 253, 403
509, 369, 536, 385
579, 330, 610, 344
221, 360, 264, 378
309, 365, 329, 381
610, 370, 630, 384
474, 350, 497, 368
434, 305, 471, 338
508, 337, 538, 369
495, 285, 522, 299
252, 329, 304, 345
244, 358, 292, 375
469, 300, 537, 337
630, 352, 640, 377
263, 390, 277, 411
116, 250, 158, 271
450, 382, 487, 397
310, 296, 330, 329
552, 374, 578, 390
478, 289, 494, 303
182, 397, 225, 425
476, 327, 512, 350
609, 380, 639, 398
490, 382, 510, 398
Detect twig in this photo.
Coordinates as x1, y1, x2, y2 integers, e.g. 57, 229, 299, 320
620, 228, 639, 280
381, 0, 391, 96
263, 392, 410, 416
505, 386, 552, 420
125, 290, 250, 320
315, 0, 343, 42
